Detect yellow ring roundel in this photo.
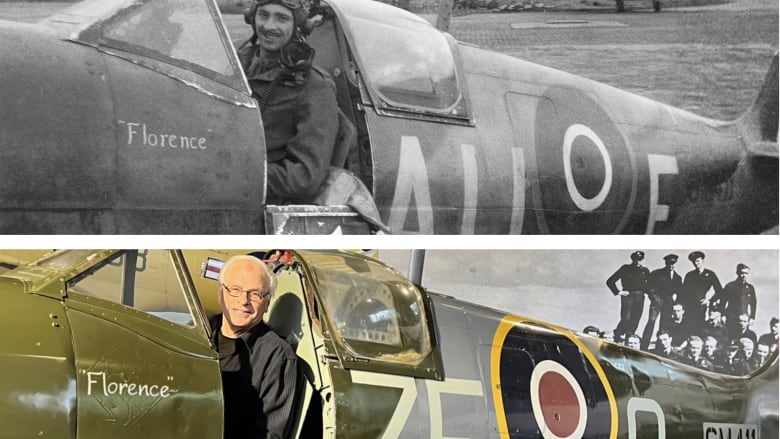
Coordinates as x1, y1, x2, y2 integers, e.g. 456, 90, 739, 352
490, 315, 618, 439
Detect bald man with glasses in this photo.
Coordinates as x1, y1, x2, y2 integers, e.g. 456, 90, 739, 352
210, 255, 298, 439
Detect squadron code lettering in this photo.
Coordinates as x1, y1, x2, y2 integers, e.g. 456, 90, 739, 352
120, 121, 207, 150
86, 371, 172, 398
703, 422, 758, 439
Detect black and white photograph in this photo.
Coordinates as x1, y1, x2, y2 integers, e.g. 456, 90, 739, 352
0, 0, 776, 234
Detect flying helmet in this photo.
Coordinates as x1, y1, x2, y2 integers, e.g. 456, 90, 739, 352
244, 0, 314, 39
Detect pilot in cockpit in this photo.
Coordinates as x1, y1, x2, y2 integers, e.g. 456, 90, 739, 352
239, 0, 390, 233
239, 0, 338, 205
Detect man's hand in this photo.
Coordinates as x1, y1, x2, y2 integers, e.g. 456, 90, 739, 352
618, 291, 629, 297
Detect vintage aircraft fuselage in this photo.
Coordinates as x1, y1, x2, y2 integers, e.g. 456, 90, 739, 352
0, 0, 776, 234
0, 7, 266, 234
1, 250, 777, 438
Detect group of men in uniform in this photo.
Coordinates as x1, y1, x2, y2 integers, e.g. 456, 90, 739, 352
604, 250, 777, 375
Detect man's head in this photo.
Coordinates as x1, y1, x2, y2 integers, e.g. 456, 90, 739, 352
704, 336, 718, 357
688, 251, 705, 270
246, 0, 311, 52
737, 313, 750, 331
630, 251, 645, 263
708, 308, 722, 325
688, 336, 704, 357
736, 263, 750, 281
663, 253, 678, 268
727, 342, 740, 359
626, 334, 641, 350
739, 337, 754, 358
771, 317, 779, 336
672, 303, 685, 322
657, 329, 673, 349
756, 343, 770, 361
218, 255, 276, 337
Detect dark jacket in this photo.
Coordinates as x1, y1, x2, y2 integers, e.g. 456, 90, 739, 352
682, 354, 714, 371
716, 278, 757, 321
758, 332, 778, 350
666, 317, 693, 348
210, 315, 298, 439
681, 268, 723, 307
714, 353, 749, 376
730, 328, 758, 344
607, 263, 650, 295
239, 43, 339, 204
648, 266, 682, 299
651, 345, 683, 362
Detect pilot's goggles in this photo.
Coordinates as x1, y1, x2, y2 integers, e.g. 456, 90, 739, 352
221, 283, 271, 302
253, 0, 305, 10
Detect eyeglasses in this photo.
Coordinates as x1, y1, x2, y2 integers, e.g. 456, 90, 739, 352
221, 283, 271, 302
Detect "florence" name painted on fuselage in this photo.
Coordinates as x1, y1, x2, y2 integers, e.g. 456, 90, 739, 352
119, 120, 208, 150
86, 371, 173, 398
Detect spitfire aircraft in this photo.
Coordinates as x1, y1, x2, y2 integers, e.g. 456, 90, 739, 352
0, 249, 777, 438
0, 0, 777, 234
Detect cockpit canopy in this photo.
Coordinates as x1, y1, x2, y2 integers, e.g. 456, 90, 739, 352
334, 0, 468, 119
42, 0, 468, 120
43, 0, 243, 90
303, 250, 432, 366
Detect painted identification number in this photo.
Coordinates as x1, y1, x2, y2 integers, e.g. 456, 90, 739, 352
703, 423, 758, 439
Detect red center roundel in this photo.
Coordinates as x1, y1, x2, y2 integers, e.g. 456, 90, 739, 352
538, 371, 580, 437
530, 359, 588, 439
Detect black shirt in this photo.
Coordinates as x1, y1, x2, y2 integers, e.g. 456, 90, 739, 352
607, 263, 650, 295
681, 268, 723, 307
211, 315, 299, 439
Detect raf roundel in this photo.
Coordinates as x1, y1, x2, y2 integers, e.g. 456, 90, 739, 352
531, 360, 588, 439
491, 319, 615, 438
534, 88, 637, 234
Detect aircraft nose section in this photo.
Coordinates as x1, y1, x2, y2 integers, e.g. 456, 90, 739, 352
0, 24, 116, 232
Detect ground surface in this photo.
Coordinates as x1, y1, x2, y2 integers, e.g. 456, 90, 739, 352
2, 0, 776, 119
231, 0, 779, 120
427, 0, 779, 120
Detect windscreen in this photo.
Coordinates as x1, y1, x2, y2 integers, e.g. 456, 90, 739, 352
46, 0, 242, 88
307, 251, 432, 365
338, 0, 466, 117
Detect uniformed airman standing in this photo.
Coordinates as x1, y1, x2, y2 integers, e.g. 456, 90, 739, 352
607, 251, 650, 343
680, 251, 723, 333
715, 263, 757, 337
641, 253, 682, 349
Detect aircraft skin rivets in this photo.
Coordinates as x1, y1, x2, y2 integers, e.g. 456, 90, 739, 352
52, 322, 60, 328
49, 313, 57, 319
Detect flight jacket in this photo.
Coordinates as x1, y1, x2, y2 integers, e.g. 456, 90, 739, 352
238, 43, 338, 204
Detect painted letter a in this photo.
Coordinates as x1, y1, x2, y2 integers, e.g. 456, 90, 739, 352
389, 136, 434, 234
